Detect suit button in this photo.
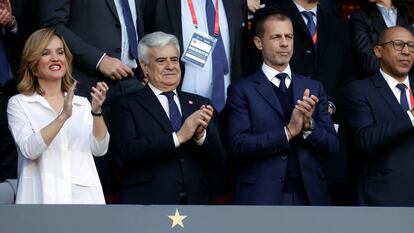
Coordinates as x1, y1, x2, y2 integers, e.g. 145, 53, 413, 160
281, 155, 287, 160
279, 177, 285, 183
180, 158, 184, 163
115, 48, 121, 53
305, 49, 312, 55
272, 149, 279, 154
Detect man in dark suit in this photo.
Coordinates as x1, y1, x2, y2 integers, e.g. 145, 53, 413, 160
270, 0, 355, 116
265, 0, 356, 205
226, 10, 339, 205
111, 32, 226, 204
39, 0, 146, 195
142, 0, 246, 112
349, 1, 414, 77
0, 0, 17, 182
40, 0, 145, 98
342, 26, 414, 206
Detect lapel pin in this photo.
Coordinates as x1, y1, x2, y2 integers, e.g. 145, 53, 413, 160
188, 100, 193, 105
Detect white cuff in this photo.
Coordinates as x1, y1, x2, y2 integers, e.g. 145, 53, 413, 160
96, 53, 107, 70
172, 133, 180, 148
194, 129, 206, 146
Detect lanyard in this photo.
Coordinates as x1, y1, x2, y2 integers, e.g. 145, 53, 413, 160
187, 0, 220, 36
410, 87, 414, 109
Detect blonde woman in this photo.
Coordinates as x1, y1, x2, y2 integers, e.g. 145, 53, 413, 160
7, 28, 109, 204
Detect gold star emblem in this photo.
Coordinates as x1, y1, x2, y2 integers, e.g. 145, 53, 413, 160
168, 209, 187, 228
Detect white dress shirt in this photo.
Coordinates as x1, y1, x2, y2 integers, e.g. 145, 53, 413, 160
97, 0, 139, 69
293, 0, 318, 26
376, 4, 398, 28
380, 69, 414, 125
261, 63, 312, 140
7, 93, 109, 204
114, 0, 139, 69
180, 0, 231, 100
148, 83, 206, 146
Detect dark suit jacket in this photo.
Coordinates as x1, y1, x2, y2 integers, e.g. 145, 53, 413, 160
142, 0, 247, 84
225, 69, 339, 205
342, 72, 414, 206
349, 8, 414, 77
6, 0, 40, 80
40, 0, 145, 97
270, 0, 355, 110
111, 86, 226, 204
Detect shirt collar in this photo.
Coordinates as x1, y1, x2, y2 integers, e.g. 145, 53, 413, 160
148, 82, 178, 96
380, 68, 410, 90
20, 92, 85, 106
376, 4, 397, 15
262, 63, 292, 82
293, 0, 318, 15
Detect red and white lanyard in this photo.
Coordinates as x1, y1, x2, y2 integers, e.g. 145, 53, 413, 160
187, 0, 220, 37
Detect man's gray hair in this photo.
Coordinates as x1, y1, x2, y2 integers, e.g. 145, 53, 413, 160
138, 31, 180, 64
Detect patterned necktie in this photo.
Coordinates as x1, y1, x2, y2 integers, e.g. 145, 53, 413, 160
0, 30, 10, 85
396, 83, 410, 111
162, 91, 182, 132
276, 73, 288, 92
206, 0, 229, 112
120, 0, 138, 59
301, 11, 317, 44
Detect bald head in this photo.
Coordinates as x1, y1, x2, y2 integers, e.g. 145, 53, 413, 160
374, 26, 414, 81
377, 26, 414, 45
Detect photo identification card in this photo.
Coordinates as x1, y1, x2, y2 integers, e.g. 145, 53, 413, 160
181, 30, 217, 68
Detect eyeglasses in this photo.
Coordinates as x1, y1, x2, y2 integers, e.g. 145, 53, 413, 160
378, 40, 414, 52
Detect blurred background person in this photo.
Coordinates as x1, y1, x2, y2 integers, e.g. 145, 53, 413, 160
142, 0, 246, 113
7, 28, 109, 204
349, 0, 414, 77
0, 0, 18, 182
342, 26, 414, 206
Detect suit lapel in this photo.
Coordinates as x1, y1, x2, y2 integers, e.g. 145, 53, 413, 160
372, 72, 405, 116
315, 6, 329, 62
135, 0, 145, 37
254, 70, 285, 118
138, 86, 173, 132
177, 91, 198, 120
283, 0, 313, 44
396, 12, 410, 28
291, 73, 305, 106
166, 0, 184, 48
105, 0, 120, 21
372, 11, 387, 35
222, 0, 235, 61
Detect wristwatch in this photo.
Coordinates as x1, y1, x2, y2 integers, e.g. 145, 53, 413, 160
8, 16, 18, 34
304, 118, 315, 131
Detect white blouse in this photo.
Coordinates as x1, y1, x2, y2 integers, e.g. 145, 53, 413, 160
7, 93, 109, 204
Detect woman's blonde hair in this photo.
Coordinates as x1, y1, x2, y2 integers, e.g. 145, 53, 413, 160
18, 28, 73, 95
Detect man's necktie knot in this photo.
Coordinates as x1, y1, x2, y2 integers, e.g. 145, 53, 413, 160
276, 73, 288, 92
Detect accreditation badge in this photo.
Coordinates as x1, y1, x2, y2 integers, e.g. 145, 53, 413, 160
181, 30, 217, 68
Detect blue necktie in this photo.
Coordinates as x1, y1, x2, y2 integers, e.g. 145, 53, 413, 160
162, 91, 182, 132
301, 11, 317, 44
276, 73, 288, 92
396, 83, 410, 111
206, 0, 229, 112
0, 30, 10, 85
120, 0, 138, 60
